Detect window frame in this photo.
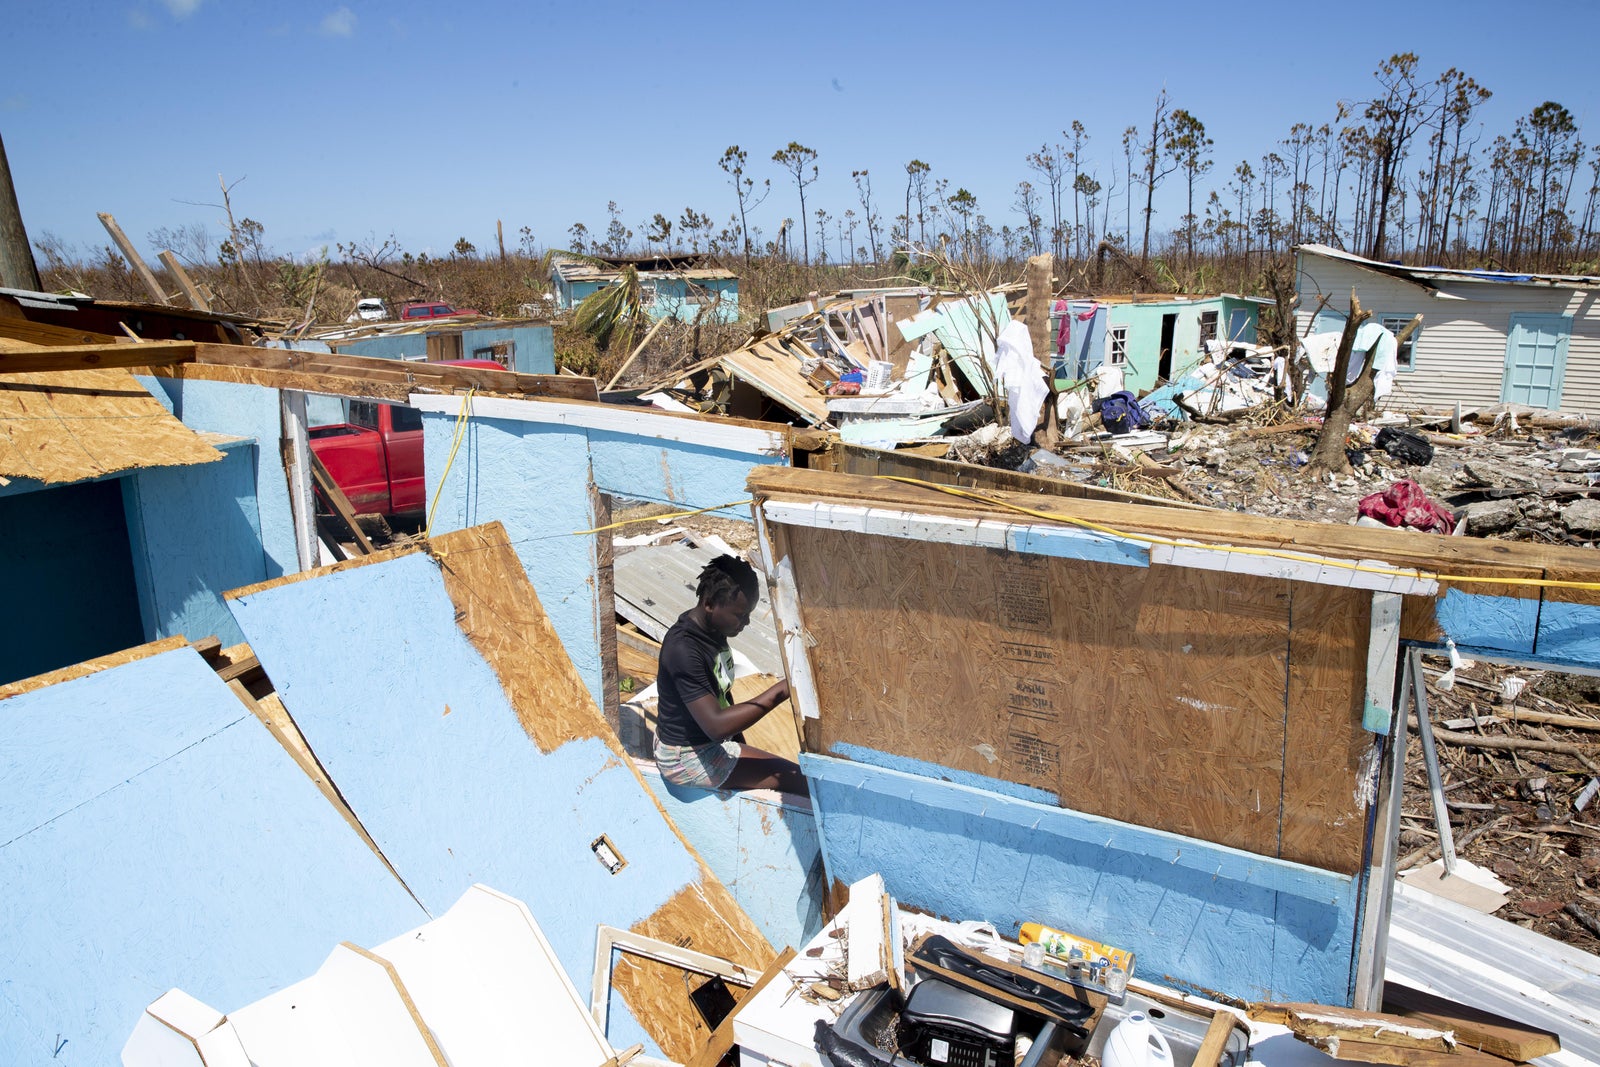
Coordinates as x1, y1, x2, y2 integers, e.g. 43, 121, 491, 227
1379, 313, 1420, 371
1199, 310, 1219, 344
1108, 324, 1129, 366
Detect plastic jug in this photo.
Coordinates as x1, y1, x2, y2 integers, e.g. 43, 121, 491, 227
1102, 1012, 1173, 1067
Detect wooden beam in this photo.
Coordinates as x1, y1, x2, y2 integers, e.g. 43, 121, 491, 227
1382, 982, 1560, 1061
97, 212, 170, 305
309, 449, 375, 555
157, 251, 211, 312
193, 341, 600, 401
0, 317, 123, 347
0, 339, 194, 373
1192, 1011, 1242, 1067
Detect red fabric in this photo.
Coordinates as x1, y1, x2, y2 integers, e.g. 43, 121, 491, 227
1358, 479, 1455, 534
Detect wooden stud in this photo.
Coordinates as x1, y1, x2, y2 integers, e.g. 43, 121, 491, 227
97, 212, 170, 304
681, 947, 797, 1067
157, 251, 211, 312
309, 450, 376, 555
0, 339, 193, 373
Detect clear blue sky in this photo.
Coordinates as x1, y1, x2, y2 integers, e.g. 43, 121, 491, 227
5, 0, 1599, 263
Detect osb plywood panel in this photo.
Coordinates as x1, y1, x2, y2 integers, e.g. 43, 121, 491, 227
782, 523, 1368, 872
1283, 582, 1373, 868
0, 636, 187, 700
0, 369, 223, 483
427, 524, 773, 1052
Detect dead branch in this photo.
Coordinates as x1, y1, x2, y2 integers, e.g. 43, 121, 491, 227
1410, 717, 1599, 760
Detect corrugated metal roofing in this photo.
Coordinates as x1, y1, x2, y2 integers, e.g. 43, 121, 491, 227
612, 540, 782, 677
1299, 244, 1600, 290
1385, 880, 1599, 1066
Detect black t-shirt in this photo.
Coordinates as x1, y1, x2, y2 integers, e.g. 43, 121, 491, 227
655, 610, 735, 747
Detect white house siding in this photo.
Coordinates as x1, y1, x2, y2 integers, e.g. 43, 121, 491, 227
1295, 254, 1600, 413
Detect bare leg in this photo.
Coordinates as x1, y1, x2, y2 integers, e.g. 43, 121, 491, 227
720, 745, 809, 795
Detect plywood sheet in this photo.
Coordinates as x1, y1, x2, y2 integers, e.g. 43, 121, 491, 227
227, 527, 772, 1057
779, 522, 1368, 872
0, 368, 223, 483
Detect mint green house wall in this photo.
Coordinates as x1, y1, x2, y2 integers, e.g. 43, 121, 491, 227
554, 272, 739, 323
1105, 297, 1261, 393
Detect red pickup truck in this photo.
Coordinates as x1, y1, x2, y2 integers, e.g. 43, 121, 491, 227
399, 301, 480, 321
310, 399, 427, 519
308, 360, 505, 520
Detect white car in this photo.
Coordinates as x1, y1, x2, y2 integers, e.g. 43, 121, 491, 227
348, 297, 389, 323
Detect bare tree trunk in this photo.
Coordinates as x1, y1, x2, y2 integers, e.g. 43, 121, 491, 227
1306, 291, 1373, 474
1024, 253, 1060, 450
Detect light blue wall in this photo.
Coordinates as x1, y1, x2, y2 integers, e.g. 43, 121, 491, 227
803, 752, 1360, 1005
122, 439, 268, 648
227, 550, 724, 1057
422, 411, 786, 709
0, 647, 426, 1066
156, 378, 299, 579
649, 278, 740, 324
645, 775, 824, 950
337, 325, 556, 374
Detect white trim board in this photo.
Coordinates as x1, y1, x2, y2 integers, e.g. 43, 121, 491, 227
588, 926, 762, 1039
409, 393, 789, 455
760, 500, 1439, 595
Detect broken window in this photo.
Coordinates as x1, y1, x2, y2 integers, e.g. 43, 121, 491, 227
472, 342, 514, 368
1199, 310, 1219, 344
1108, 325, 1129, 366
1380, 314, 1419, 369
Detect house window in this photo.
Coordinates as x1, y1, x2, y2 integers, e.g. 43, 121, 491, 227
1109, 325, 1129, 366
639, 284, 658, 307
471, 342, 514, 368
1199, 310, 1219, 344
1380, 314, 1419, 370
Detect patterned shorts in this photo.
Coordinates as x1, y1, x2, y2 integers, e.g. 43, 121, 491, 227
654, 738, 741, 789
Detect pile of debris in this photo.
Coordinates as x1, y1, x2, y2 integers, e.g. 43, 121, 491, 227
1401, 658, 1600, 955
947, 408, 1600, 544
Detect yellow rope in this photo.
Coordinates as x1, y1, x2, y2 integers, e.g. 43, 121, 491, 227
876, 476, 1600, 593
423, 389, 475, 540
572, 499, 755, 537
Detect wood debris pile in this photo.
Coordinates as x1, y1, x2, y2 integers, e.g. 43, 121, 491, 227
1405, 658, 1600, 954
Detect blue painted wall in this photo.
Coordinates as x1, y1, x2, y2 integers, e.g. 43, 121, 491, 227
422, 410, 785, 708
122, 439, 268, 648
649, 277, 740, 324
644, 774, 825, 950
227, 549, 729, 1057
802, 752, 1360, 1005
0, 477, 145, 685
156, 378, 299, 579
337, 325, 556, 374
0, 647, 425, 1066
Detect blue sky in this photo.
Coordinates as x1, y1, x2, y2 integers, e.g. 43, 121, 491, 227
5, 0, 1599, 263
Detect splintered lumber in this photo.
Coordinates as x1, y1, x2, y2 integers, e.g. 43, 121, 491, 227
97, 211, 170, 304
157, 250, 211, 311
0, 339, 194, 372
1248, 1003, 1455, 1052
1304, 1037, 1522, 1066
1382, 982, 1560, 1061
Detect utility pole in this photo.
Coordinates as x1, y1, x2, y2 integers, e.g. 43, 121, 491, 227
0, 132, 42, 291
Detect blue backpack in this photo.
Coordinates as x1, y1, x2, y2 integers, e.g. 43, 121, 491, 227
1100, 391, 1150, 435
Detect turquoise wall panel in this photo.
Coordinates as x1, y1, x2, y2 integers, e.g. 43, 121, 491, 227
0, 478, 145, 685
802, 753, 1359, 1005
122, 439, 266, 648
644, 775, 824, 950
1533, 598, 1600, 668
0, 648, 425, 1066
158, 378, 298, 579
421, 413, 604, 704
1435, 589, 1540, 655
227, 550, 705, 1034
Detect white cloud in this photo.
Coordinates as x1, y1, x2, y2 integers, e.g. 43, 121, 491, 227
319, 6, 356, 37
161, 0, 202, 18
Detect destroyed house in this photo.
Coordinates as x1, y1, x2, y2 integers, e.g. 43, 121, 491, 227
1296, 242, 1600, 412
1053, 293, 1267, 391
3, 297, 1598, 1066
322, 316, 557, 374
551, 252, 739, 323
